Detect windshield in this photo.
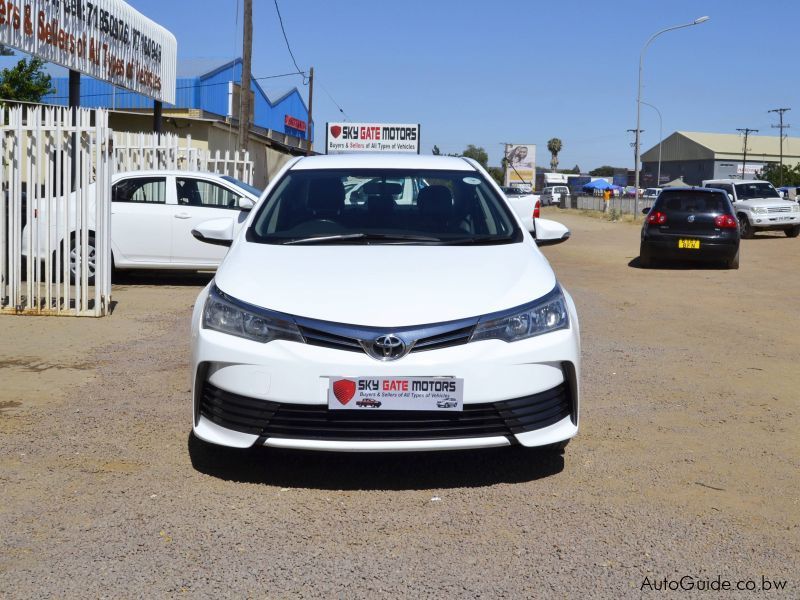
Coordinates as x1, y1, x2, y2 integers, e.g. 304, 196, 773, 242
221, 175, 263, 198
248, 169, 521, 245
734, 182, 779, 199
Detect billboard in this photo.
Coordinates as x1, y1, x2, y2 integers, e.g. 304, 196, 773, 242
0, 0, 177, 103
504, 144, 536, 187
326, 123, 420, 154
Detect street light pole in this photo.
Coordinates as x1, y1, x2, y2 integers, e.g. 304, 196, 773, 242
634, 16, 709, 219
641, 101, 663, 186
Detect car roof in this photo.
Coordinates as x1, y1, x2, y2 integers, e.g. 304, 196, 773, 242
114, 169, 232, 179
659, 186, 723, 194
289, 153, 475, 171
704, 179, 769, 184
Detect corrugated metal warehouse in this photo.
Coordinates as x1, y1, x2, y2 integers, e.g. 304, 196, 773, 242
641, 131, 800, 186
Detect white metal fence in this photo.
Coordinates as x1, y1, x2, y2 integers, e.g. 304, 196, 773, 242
1, 106, 112, 317
113, 132, 254, 184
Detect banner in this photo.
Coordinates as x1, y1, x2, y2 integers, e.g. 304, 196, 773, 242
0, 0, 177, 103
326, 122, 420, 154
504, 144, 536, 187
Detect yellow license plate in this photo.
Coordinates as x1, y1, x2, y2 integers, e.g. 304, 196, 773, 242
678, 239, 700, 249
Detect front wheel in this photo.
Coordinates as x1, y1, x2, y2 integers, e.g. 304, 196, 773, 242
785, 225, 800, 238
64, 233, 96, 286
738, 215, 754, 239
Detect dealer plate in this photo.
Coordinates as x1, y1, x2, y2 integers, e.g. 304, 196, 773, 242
678, 239, 700, 249
327, 377, 463, 411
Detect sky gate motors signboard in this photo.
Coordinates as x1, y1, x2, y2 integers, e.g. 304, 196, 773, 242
326, 122, 420, 154
0, 0, 177, 104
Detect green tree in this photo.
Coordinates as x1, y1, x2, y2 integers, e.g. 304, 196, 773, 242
0, 57, 54, 103
461, 144, 489, 168
589, 165, 617, 177
486, 166, 504, 186
756, 163, 800, 187
547, 138, 562, 171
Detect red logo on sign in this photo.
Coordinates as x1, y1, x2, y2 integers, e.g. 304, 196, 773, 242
330, 125, 342, 139
332, 379, 356, 404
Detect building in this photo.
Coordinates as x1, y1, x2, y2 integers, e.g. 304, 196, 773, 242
641, 131, 800, 186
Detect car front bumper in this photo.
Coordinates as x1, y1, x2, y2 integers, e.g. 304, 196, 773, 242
190, 286, 581, 452
748, 213, 800, 230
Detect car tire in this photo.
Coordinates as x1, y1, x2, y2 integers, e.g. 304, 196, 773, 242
638, 244, 652, 268
738, 215, 754, 239
785, 225, 800, 238
727, 249, 740, 270
63, 232, 97, 286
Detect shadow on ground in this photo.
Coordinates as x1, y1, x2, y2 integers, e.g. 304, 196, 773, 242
188, 434, 565, 491
112, 270, 214, 286
627, 257, 731, 270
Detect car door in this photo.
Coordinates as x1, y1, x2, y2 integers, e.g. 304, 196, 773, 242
171, 176, 249, 267
111, 176, 172, 265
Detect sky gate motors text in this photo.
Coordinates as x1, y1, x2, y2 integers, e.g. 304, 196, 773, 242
340, 125, 418, 141
358, 380, 457, 392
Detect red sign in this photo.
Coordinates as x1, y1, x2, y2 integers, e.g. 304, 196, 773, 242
284, 115, 307, 132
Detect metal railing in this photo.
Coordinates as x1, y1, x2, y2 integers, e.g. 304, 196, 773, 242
1, 106, 112, 317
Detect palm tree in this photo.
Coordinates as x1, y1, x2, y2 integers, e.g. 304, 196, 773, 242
547, 138, 563, 172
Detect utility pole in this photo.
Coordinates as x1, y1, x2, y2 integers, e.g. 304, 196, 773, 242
768, 108, 791, 186
306, 66, 314, 155
736, 128, 758, 180
238, 0, 253, 151
628, 128, 643, 218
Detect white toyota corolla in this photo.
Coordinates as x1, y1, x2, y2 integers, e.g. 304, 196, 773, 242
190, 154, 580, 453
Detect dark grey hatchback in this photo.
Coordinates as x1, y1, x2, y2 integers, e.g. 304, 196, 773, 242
639, 188, 740, 269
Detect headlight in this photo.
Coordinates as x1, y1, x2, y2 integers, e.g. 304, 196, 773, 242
203, 285, 304, 344
470, 286, 569, 343
792, 203, 800, 212
752, 206, 767, 214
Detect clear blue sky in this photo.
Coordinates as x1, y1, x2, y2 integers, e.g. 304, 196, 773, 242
109, 1, 800, 170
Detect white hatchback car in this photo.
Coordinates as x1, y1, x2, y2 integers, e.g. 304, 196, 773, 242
21, 170, 261, 281
190, 154, 580, 453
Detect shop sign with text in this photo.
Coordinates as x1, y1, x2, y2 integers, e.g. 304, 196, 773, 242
0, 0, 177, 103
326, 122, 420, 154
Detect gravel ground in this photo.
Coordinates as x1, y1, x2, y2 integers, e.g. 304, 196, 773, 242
1, 209, 798, 598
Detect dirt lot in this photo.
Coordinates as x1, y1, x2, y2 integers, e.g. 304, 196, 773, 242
1, 209, 798, 597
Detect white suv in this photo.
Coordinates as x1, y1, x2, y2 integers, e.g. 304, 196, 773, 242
541, 186, 570, 207
702, 179, 800, 238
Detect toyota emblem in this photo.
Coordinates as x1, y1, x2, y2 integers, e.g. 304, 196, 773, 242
365, 334, 408, 361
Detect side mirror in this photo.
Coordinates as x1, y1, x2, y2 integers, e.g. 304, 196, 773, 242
238, 196, 255, 211
534, 217, 570, 246
641, 207, 650, 214
192, 217, 235, 247
727, 193, 734, 202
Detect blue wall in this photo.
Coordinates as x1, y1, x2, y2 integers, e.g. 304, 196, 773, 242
42, 59, 311, 140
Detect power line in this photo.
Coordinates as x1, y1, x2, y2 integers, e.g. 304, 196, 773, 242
768, 107, 791, 186
318, 81, 348, 120
273, 0, 306, 83
736, 128, 759, 180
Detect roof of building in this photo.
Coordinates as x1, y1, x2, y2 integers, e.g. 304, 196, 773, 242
643, 131, 800, 163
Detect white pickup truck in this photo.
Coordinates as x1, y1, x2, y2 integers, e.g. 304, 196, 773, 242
703, 179, 800, 238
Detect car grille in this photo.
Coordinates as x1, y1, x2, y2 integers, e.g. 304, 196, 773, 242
199, 381, 572, 442
296, 323, 475, 355
767, 206, 791, 213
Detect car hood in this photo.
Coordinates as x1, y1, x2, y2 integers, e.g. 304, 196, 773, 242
214, 240, 557, 326
736, 198, 794, 208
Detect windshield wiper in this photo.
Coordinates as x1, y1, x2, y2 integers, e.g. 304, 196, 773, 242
437, 235, 514, 245
282, 233, 442, 245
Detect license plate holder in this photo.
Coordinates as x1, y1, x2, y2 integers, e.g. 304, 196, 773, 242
327, 377, 463, 411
